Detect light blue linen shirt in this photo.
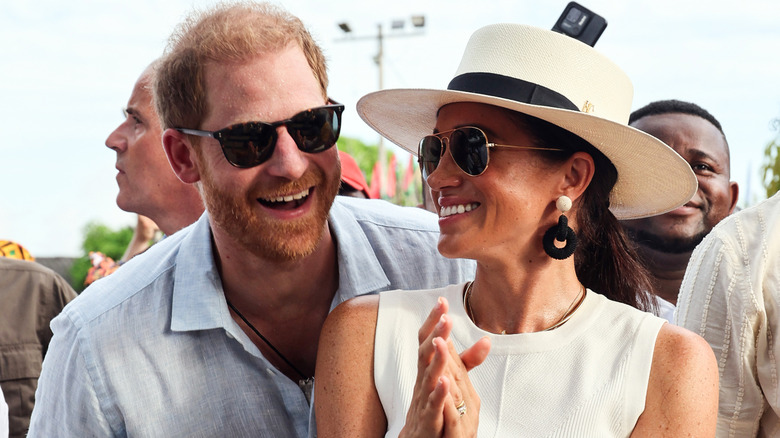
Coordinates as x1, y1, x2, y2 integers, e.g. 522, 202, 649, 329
28, 197, 475, 438
1, 385, 8, 438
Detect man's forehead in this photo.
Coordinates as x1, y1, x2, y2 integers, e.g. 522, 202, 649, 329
632, 113, 729, 159
200, 45, 323, 125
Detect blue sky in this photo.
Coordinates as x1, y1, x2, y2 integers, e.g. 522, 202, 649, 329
2, 0, 779, 256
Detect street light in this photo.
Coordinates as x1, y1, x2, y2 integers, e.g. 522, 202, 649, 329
336, 15, 426, 199
337, 22, 351, 33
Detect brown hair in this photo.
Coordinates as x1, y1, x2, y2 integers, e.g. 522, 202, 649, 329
153, 1, 328, 130
518, 113, 657, 312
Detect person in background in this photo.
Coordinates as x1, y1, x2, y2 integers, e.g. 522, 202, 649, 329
676, 191, 780, 437
106, 59, 205, 236
84, 60, 207, 286
316, 23, 718, 437
28, 2, 473, 437
0, 241, 34, 261
337, 150, 373, 199
621, 99, 738, 321
0, 251, 76, 438
82, 214, 161, 286
104, 60, 204, 254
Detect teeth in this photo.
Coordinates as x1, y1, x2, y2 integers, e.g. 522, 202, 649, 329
439, 203, 478, 218
265, 189, 310, 203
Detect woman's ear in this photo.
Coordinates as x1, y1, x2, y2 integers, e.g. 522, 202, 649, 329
162, 129, 201, 184
560, 151, 595, 201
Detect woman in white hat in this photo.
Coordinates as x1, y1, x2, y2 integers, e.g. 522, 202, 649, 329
315, 23, 717, 437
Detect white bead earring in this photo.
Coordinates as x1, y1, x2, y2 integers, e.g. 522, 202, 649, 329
542, 195, 578, 260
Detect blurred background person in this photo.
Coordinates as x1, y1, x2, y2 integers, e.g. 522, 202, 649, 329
0, 244, 76, 438
86, 60, 206, 285
105, 59, 204, 241
337, 150, 373, 199
621, 99, 738, 321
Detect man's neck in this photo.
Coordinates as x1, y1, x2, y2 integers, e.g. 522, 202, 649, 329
635, 245, 692, 305
213, 222, 339, 381
154, 203, 205, 236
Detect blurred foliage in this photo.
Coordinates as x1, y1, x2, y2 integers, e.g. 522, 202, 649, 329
337, 136, 380, 181
337, 136, 423, 207
761, 118, 780, 198
69, 222, 133, 292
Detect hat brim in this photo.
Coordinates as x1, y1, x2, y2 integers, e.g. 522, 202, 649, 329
357, 88, 697, 220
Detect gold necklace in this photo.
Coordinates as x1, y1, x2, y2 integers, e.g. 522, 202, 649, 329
463, 281, 586, 333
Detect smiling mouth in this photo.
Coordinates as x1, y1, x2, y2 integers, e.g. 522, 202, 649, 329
258, 188, 311, 209
439, 203, 479, 218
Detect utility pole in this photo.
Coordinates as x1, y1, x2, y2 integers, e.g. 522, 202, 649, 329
336, 16, 425, 199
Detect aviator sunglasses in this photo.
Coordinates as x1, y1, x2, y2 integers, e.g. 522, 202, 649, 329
176, 100, 345, 168
418, 126, 565, 179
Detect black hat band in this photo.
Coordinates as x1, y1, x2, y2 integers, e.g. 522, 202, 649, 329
447, 72, 578, 111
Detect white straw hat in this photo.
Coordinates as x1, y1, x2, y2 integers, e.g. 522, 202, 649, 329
357, 23, 696, 220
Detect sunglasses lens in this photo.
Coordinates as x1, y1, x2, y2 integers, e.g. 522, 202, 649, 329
450, 127, 488, 176
287, 107, 342, 154
218, 123, 276, 168
216, 105, 343, 168
418, 135, 443, 179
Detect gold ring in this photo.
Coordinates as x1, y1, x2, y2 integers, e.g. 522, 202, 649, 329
455, 400, 467, 417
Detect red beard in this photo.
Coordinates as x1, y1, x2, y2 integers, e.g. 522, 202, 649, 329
199, 160, 340, 262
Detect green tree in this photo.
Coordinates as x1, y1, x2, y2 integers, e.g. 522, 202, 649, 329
337, 136, 422, 207
69, 222, 133, 292
337, 136, 379, 180
761, 118, 780, 198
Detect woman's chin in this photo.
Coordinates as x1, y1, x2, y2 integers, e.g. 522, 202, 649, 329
436, 236, 473, 260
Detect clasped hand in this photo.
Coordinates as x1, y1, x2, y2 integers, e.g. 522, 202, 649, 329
399, 297, 491, 438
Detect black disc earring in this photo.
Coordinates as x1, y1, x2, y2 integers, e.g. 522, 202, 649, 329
543, 196, 578, 260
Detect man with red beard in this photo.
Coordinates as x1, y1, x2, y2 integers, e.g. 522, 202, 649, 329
28, 3, 474, 438
620, 100, 738, 321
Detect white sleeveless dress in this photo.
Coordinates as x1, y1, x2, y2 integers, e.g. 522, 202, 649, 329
374, 283, 665, 437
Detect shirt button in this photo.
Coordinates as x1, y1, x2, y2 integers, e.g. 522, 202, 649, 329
266, 368, 275, 376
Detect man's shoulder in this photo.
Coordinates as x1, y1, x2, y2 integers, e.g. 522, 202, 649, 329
61, 230, 186, 328
705, 192, 780, 253
0, 257, 76, 298
0, 256, 62, 277
332, 196, 439, 232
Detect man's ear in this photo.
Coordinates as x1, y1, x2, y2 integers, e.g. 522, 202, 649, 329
727, 181, 740, 214
559, 151, 595, 202
162, 129, 201, 184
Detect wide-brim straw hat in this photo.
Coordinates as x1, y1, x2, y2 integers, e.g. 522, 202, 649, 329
357, 23, 696, 220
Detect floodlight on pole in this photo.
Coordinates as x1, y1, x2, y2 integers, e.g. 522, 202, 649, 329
336, 15, 426, 199
338, 22, 351, 33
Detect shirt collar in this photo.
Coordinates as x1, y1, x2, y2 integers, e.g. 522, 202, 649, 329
328, 198, 390, 306
170, 212, 237, 334
170, 199, 392, 331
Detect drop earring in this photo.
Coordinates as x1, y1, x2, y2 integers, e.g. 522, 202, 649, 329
543, 195, 578, 260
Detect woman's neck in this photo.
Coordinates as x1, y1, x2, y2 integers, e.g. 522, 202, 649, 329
467, 258, 583, 334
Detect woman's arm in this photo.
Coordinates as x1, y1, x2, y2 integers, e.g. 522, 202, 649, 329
315, 294, 490, 438
631, 323, 718, 437
315, 295, 387, 437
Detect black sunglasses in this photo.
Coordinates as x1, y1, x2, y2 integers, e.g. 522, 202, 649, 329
418, 126, 564, 179
176, 101, 345, 168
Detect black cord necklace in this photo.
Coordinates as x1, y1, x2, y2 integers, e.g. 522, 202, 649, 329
225, 298, 314, 401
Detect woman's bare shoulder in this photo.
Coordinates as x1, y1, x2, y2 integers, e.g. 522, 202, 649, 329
632, 323, 718, 437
